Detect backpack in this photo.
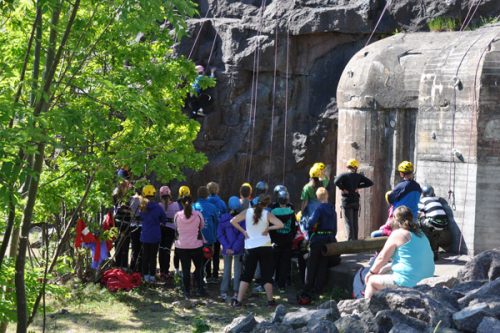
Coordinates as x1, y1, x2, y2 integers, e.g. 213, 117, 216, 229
352, 254, 377, 299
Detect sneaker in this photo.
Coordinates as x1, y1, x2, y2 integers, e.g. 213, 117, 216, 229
267, 299, 277, 307
195, 109, 206, 117
219, 294, 228, 302
143, 274, 151, 283
148, 275, 156, 283
231, 299, 242, 308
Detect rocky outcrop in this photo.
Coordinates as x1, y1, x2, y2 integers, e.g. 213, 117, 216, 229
223, 249, 500, 333
176, 0, 500, 203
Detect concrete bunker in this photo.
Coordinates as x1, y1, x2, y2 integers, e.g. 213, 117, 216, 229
336, 24, 500, 254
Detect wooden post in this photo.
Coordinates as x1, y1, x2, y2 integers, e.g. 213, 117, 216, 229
321, 237, 388, 256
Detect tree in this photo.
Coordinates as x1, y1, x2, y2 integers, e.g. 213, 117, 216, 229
0, 1, 207, 331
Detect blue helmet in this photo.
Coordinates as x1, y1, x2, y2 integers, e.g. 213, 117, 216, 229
273, 185, 287, 197
255, 181, 268, 193
277, 190, 289, 204
228, 196, 242, 212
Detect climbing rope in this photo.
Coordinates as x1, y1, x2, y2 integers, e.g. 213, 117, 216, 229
365, 0, 392, 47
282, 24, 290, 185
460, 0, 483, 31
457, 37, 494, 254
187, 8, 211, 59
246, 0, 267, 181
267, 22, 279, 186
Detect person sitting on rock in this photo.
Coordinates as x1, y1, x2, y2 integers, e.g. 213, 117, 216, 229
364, 206, 435, 299
188, 65, 216, 119
418, 185, 451, 261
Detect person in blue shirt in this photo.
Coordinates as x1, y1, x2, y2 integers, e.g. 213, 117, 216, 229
189, 65, 216, 119
299, 187, 337, 304
207, 181, 227, 281
193, 186, 220, 281
386, 161, 422, 220
139, 185, 167, 283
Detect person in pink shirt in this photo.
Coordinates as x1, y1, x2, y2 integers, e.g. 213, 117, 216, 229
174, 195, 207, 298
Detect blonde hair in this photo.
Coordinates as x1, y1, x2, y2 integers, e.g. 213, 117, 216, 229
316, 187, 328, 201
392, 206, 421, 235
207, 182, 219, 195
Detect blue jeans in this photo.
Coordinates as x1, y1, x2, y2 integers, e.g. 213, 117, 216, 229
220, 254, 242, 295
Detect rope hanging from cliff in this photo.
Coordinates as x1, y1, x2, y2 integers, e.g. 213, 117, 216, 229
267, 23, 279, 186
187, 8, 211, 59
457, 38, 494, 254
282, 25, 290, 185
364, 0, 392, 47
245, 0, 267, 181
460, 0, 482, 31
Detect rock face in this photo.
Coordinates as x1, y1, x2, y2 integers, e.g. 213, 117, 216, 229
222, 249, 500, 333
176, 0, 500, 210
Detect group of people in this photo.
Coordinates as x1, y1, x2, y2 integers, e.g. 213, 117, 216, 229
106, 158, 451, 305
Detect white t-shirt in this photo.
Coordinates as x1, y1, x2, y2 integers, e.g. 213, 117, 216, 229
244, 208, 272, 249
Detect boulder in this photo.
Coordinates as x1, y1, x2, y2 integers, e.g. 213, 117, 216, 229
452, 302, 493, 332
224, 314, 257, 333
306, 320, 339, 333
458, 278, 500, 307
317, 300, 341, 319
251, 321, 293, 333
450, 280, 488, 298
457, 249, 500, 282
337, 298, 369, 316
334, 315, 370, 333
388, 323, 423, 333
477, 317, 500, 333
369, 288, 454, 328
271, 304, 287, 324
282, 308, 335, 329
417, 275, 459, 289
374, 310, 428, 333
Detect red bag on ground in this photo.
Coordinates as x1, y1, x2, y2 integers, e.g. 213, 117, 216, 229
101, 268, 142, 292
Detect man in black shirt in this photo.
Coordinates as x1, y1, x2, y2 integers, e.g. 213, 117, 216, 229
333, 159, 374, 240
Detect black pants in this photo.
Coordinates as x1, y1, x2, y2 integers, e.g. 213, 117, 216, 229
343, 203, 360, 240
176, 247, 205, 294
115, 226, 130, 269
204, 241, 220, 278
241, 247, 274, 284
421, 225, 451, 256
304, 243, 329, 294
142, 242, 159, 277
273, 243, 292, 288
130, 226, 142, 272
159, 226, 176, 274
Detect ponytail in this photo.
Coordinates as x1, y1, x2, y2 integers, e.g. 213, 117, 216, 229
253, 195, 271, 225
181, 196, 193, 219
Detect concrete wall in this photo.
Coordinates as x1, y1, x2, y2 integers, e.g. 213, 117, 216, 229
337, 25, 500, 253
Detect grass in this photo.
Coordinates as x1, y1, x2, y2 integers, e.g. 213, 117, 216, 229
22, 279, 322, 333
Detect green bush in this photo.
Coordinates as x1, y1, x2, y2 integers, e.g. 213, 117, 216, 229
428, 17, 460, 31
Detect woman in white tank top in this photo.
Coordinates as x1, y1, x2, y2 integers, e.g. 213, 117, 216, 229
230, 195, 284, 307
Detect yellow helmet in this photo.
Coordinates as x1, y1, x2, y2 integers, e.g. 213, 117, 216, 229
309, 165, 322, 178
178, 185, 191, 198
347, 159, 359, 169
397, 161, 414, 173
242, 182, 253, 192
313, 162, 326, 171
142, 185, 156, 197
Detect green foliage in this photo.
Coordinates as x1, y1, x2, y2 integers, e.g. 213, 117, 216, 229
0, 0, 209, 327
193, 317, 211, 333
0, 258, 70, 323
428, 17, 460, 31
466, 16, 500, 30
